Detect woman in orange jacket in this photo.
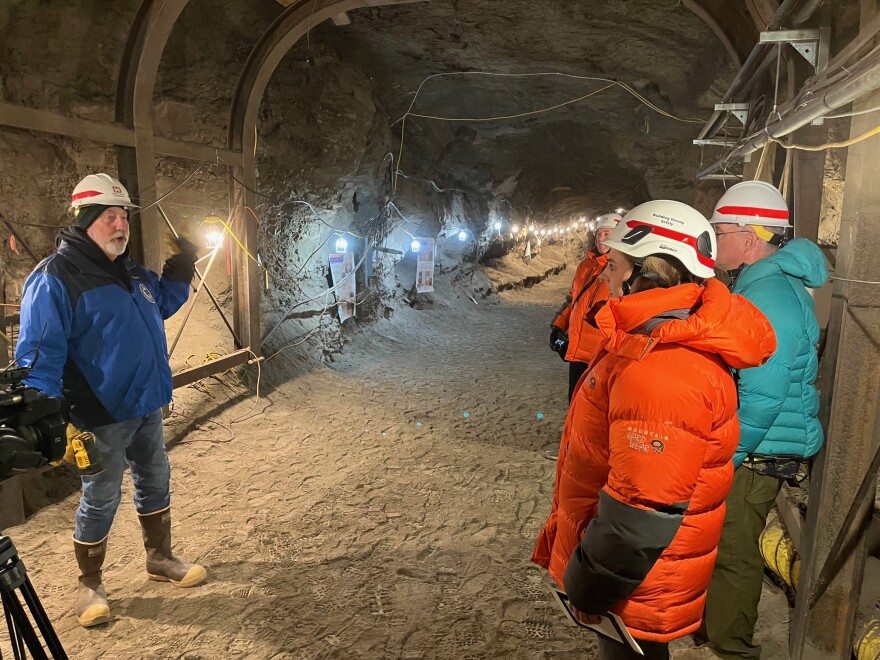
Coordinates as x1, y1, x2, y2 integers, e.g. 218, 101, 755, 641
550, 212, 621, 401
533, 200, 776, 659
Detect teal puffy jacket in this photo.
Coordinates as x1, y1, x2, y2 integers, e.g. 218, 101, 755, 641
731, 238, 828, 467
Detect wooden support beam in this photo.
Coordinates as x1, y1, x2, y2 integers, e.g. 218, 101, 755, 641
0, 102, 242, 167
171, 348, 252, 389
790, 3, 880, 652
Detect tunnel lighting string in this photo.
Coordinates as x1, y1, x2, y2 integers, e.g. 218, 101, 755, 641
391, 71, 703, 193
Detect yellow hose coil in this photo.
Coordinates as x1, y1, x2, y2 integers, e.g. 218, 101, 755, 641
759, 511, 801, 591
855, 619, 880, 660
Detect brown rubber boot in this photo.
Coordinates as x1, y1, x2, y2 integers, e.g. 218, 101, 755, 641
138, 508, 206, 588
73, 538, 110, 627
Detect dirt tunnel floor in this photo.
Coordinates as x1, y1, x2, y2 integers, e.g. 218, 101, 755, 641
4, 271, 789, 659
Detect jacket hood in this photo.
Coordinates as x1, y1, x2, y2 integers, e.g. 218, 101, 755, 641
595, 278, 775, 370
56, 226, 132, 283
737, 238, 828, 290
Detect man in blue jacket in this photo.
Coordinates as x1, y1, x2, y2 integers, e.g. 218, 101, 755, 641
16, 173, 205, 628
702, 181, 828, 659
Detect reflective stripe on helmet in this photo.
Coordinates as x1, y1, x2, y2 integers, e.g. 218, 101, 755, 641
623, 220, 715, 269
71, 190, 103, 203
715, 205, 789, 222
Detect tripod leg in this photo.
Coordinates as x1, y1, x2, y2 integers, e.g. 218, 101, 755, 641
1, 587, 49, 660
3, 589, 26, 660
19, 578, 66, 660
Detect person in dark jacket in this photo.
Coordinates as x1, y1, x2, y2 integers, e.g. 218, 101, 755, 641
16, 173, 205, 628
703, 180, 828, 659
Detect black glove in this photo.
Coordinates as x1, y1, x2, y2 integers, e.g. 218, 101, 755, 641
550, 327, 569, 360
162, 236, 199, 283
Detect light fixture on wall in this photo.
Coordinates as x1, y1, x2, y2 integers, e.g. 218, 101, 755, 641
335, 235, 348, 253
458, 230, 468, 241
411, 239, 421, 253
205, 229, 224, 249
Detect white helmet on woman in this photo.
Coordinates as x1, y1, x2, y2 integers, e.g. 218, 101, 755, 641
596, 212, 622, 230
604, 200, 717, 279
70, 173, 139, 212
709, 180, 790, 228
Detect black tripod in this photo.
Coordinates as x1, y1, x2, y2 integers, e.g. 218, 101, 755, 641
0, 535, 66, 660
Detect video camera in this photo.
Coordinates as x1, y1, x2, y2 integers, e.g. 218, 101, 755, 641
0, 365, 67, 481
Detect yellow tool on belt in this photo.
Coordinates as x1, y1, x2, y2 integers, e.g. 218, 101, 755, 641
55, 424, 104, 476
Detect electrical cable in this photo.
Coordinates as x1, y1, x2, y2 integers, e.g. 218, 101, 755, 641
391, 71, 703, 193
229, 348, 265, 424
199, 214, 265, 270
134, 162, 207, 214
825, 103, 880, 119
407, 82, 616, 122
768, 122, 880, 151
262, 247, 370, 346
829, 276, 880, 285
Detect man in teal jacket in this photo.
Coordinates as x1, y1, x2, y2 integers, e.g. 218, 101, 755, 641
703, 181, 828, 659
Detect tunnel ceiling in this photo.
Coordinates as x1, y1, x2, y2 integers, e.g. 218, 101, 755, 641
310, 0, 740, 218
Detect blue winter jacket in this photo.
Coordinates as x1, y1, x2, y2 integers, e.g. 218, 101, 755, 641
731, 238, 828, 467
16, 228, 189, 428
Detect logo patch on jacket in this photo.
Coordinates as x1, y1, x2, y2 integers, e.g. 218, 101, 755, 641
627, 426, 668, 454
139, 283, 156, 304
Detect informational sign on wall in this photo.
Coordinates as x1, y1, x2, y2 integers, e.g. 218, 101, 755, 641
329, 250, 356, 322
415, 238, 435, 293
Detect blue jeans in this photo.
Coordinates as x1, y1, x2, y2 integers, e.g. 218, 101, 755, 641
74, 410, 171, 543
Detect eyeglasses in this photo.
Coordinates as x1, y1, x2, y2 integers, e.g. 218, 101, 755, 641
714, 229, 753, 239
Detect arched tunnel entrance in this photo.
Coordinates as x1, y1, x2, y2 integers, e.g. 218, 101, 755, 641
0, 0, 879, 658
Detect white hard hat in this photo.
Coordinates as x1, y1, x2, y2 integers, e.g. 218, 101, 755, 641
596, 212, 623, 230
70, 173, 139, 212
604, 200, 717, 279
709, 180, 790, 228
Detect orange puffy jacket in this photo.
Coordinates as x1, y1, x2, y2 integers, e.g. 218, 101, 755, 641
553, 251, 610, 364
533, 279, 776, 643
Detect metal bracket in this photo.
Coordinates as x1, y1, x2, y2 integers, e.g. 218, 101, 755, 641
714, 103, 750, 126
760, 28, 830, 72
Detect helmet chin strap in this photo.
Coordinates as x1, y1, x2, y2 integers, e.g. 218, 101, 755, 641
622, 259, 644, 295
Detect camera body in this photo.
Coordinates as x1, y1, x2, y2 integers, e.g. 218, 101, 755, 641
0, 366, 68, 480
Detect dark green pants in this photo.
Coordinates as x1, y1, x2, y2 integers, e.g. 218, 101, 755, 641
705, 466, 782, 659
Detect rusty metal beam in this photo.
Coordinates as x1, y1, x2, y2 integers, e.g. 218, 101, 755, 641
790, 12, 880, 650
116, 0, 191, 272
172, 348, 252, 388
0, 102, 243, 166
227, 0, 425, 355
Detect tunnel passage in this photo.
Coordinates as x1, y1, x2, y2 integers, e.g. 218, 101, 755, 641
1, 0, 873, 658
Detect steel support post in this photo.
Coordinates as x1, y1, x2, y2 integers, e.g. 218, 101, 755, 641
116, 0, 191, 272
790, 4, 880, 652
228, 169, 260, 352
